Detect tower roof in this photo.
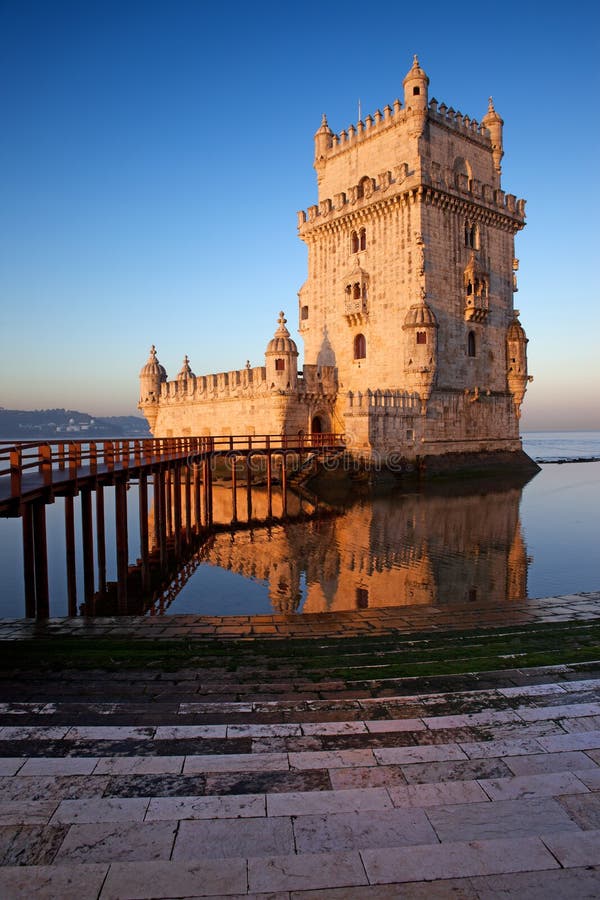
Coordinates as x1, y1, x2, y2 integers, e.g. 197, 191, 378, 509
140, 345, 167, 380
507, 313, 527, 341
403, 54, 429, 87
177, 354, 195, 381
403, 298, 438, 328
482, 96, 503, 126
265, 311, 298, 355
314, 113, 333, 138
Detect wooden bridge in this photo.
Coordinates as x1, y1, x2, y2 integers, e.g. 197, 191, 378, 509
0, 434, 345, 619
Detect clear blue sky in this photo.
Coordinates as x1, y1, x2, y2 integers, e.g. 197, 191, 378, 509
1, 0, 598, 430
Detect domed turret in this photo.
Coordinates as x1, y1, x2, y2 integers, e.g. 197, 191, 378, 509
314, 113, 334, 164
138, 345, 167, 433
176, 354, 195, 387
506, 312, 532, 417
403, 55, 429, 112
482, 96, 504, 178
139, 345, 167, 402
402, 296, 438, 401
265, 311, 299, 391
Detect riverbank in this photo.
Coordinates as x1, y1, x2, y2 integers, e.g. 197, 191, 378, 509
2, 603, 600, 896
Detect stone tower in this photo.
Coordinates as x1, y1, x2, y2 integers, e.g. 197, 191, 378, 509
297, 56, 531, 457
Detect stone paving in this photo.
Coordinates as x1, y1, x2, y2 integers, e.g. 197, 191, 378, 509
2, 659, 600, 896
1, 591, 599, 641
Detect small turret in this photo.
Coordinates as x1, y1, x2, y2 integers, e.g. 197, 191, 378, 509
403, 55, 429, 112
314, 113, 333, 165
138, 345, 167, 432
506, 312, 532, 418
176, 354, 195, 388
402, 295, 438, 402
482, 96, 504, 178
265, 311, 299, 391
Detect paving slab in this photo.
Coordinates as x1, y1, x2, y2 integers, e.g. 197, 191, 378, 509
54, 820, 177, 863
247, 849, 368, 893
426, 796, 581, 842
361, 835, 559, 883
292, 807, 438, 854
0, 863, 109, 900
174, 816, 295, 859
100, 858, 248, 898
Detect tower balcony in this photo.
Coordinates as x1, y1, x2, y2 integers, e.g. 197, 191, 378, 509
344, 296, 368, 325
464, 294, 489, 323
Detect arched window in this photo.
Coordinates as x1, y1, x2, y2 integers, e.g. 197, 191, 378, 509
351, 231, 359, 253
465, 221, 479, 249
467, 331, 476, 358
416, 331, 427, 345
354, 333, 366, 360
359, 227, 366, 251
353, 282, 361, 299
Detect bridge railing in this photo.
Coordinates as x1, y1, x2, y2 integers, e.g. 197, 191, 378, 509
0, 434, 345, 501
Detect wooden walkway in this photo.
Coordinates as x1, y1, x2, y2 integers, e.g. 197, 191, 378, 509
0, 435, 345, 619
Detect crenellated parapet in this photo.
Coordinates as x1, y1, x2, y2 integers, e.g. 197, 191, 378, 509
158, 364, 271, 404
346, 389, 421, 411
298, 160, 525, 236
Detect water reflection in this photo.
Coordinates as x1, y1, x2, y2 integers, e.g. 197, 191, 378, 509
199, 473, 533, 614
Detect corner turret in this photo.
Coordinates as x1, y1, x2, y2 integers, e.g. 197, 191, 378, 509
403, 55, 429, 112
265, 312, 299, 392
482, 96, 504, 179
138, 345, 167, 432
402, 295, 438, 402
314, 114, 333, 167
506, 312, 532, 418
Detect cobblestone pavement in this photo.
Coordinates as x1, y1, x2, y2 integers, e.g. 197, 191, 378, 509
1, 590, 600, 641
2, 659, 600, 896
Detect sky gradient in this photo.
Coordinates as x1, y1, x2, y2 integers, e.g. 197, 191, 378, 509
1, 0, 598, 430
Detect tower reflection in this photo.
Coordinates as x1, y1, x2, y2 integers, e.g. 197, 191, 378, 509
204, 473, 533, 614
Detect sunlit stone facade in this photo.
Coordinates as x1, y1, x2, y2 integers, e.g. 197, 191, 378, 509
139, 58, 532, 462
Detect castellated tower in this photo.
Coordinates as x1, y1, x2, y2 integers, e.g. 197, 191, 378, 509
298, 56, 532, 458
140, 57, 533, 466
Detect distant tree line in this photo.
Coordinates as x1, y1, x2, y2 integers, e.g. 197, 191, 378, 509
0, 408, 151, 440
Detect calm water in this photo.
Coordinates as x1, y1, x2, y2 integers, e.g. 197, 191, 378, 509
0, 432, 598, 618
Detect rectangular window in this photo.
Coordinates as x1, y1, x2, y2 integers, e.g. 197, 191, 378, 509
275, 359, 285, 371
416, 331, 427, 344
301, 305, 309, 320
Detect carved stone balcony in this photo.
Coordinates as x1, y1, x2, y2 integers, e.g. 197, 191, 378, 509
344, 296, 368, 325
464, 294, 489, 323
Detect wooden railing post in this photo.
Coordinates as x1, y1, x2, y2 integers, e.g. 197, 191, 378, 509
10, 447, 22, 497
89, 441, 97, 474
39, 444, 52, 487
104, 441, 114, 470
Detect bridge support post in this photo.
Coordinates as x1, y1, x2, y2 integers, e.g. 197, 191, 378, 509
139, 472, 150, 593
246, 454, 252, 522
115, 478, 128, 611
281, 453, 288, 518
165, 470, 172, 538
231, 456, 238, 523
96, 484, 106, 594
32, 499, 49, 618
21, 504, 36, 617
193, 463, 201, 534
80, 486, 95, 607
184, 464, 192, 545
173, 464, 182, 559
266, 453, 273, 519
64, 495, 77, 616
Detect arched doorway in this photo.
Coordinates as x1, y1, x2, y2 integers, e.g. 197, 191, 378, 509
311, 413, 330, 444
